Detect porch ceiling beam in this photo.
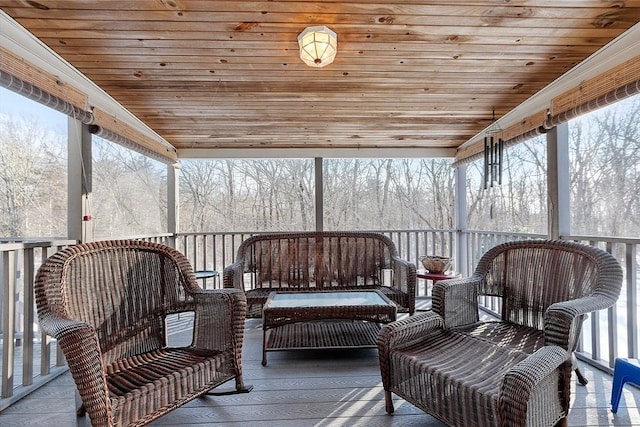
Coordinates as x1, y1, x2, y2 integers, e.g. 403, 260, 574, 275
177, 147, 456, 160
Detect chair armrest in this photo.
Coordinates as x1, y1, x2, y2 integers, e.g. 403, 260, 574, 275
38, 315, 111, 425
390, 256, 415, 293
191, 288, 247, 355
544, 294, 617, 350
390, 256, 416, 313
432, 275, 483, 328
377, 311, 443, 351
377, 312, 443, 391
500, 345, 571, 427
222, 262, 245, 290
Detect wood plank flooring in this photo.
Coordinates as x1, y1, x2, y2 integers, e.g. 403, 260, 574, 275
1, 314, 639, 426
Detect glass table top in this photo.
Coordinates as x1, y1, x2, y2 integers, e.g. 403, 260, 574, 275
265, 291, 390, 308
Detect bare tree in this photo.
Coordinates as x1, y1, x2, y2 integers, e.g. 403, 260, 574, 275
467, 137, 547, 234
570, 97, 640, 236
91, 137, 166, 238
179, 159, 314, 232
0, 115, 65, 238
179, 160, 225, 232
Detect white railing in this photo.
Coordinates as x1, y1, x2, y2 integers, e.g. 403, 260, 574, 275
0, 230, 637, 411
563, 235, 640, 373
0, 239, 76, 410
464, 230, 547, 275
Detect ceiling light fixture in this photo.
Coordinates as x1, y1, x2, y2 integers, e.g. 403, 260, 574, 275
298, 26, 337, 68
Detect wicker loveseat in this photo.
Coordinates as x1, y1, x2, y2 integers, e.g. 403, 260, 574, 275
223, 232, 416, 317
377, 239, 623, 427
35, 240, 250, 427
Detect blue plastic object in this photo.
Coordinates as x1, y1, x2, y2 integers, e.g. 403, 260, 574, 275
611, 358, 640, 413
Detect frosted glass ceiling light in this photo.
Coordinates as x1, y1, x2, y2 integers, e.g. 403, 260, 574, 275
298, 26, 337, 68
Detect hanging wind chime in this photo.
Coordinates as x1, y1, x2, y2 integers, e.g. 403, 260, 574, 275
484, 109, 504, 189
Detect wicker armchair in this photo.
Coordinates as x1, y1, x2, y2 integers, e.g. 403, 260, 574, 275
35, 240, 250, 427
377, 239, 623, 427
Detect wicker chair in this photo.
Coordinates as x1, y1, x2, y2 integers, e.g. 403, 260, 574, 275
35, 240, 251, 427
377, 239, 623, 427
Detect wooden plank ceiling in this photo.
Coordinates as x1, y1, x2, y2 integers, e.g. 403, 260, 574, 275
1, 1, 639, 154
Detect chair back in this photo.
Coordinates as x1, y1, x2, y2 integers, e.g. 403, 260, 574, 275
475, 240, 623, 330
235, 232, 396, 288
35, 240, 197, 364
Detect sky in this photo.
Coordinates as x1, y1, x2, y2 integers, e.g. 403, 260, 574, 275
0, 86, 67, 134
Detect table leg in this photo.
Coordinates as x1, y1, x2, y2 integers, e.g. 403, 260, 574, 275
262, 326, 268, 366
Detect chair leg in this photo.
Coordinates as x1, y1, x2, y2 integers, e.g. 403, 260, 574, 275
611, 358, 635, 414
611, 373, 625, 414
74, 390, 91, 427
206, 375, 254, 396
571, 353, 588, 385
554, 417, 568, 427
234, 374, 254, 394
207, 385, 254, 396
575, 366, 589, 386
76, 413, 91, 427
610, 358, 639, 413
75, 389, 86, 416
384, 390, 395, 414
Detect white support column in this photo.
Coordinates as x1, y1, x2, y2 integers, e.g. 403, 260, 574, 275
167, 162, 180, 247
1, 250, 15, 397
454, 164, 469, 276
315, 157, 323, 232
67, 118, 93, 243
547, 123, 571, 239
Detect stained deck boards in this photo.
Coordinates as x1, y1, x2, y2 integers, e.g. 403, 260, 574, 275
1, 312, 639, 426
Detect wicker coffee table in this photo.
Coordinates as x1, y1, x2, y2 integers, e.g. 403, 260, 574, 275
261, 290, 397, 366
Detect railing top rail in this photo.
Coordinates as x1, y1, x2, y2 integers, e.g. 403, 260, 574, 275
562, 235, 640, 245
0, 239, 77, 251
107, 233, 174, 240
463, 230, 548, 238
177, 228, 457, 237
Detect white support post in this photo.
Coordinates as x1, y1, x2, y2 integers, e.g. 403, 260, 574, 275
1, 250, 15, 398
315, 157, 323, 232
547, 123, 570, 239
454, 164, 469, 276
67, 118, 93, 243
167, 162, 180, 247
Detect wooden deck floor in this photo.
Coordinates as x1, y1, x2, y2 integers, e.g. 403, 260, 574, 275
1, 315, 639, 426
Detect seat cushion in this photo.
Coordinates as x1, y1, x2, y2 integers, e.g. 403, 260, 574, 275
454, 321, 545, 354
106, 348, 234, 426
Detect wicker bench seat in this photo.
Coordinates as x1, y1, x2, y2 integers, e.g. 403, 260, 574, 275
35, 240, 250, 427
223, 232, 416, 317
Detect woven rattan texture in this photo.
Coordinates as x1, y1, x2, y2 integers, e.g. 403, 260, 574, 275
35, 240, 248, 427
223, 232, 416, 316
377, 239, 623, 427
266, 321, 383, 350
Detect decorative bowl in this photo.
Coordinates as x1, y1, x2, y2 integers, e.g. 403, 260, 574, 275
419, 255, 452, 274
